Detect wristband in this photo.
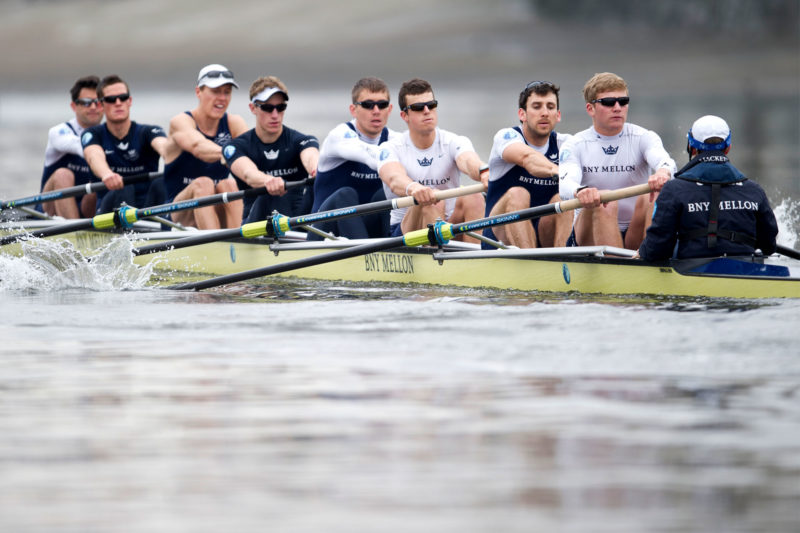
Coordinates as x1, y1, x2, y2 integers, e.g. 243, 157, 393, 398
479, 164, 489, 175
404, 181, 415, 196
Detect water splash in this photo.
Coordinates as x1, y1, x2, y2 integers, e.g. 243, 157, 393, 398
0, 236, 154, 292
774, 198, 799, 248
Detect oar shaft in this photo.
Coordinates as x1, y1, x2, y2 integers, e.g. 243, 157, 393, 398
777, 244, 800, 260
133, 228, 242, 256
0, 172, 161, 210
450, 183, 651, 237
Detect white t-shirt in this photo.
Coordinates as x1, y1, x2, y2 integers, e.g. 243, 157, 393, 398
558, 123, 676, 230
317, 120, 400, 172
377, 128, 475, 226
489, 127, 571, 180
43, 118, 87, 167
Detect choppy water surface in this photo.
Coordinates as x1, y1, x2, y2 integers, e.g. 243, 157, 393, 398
0, 245, 799, 533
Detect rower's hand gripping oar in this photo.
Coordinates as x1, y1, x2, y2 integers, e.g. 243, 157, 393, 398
170, 183, 650, 291
0, 171, 162, 211
133, 183, 487, 256
0, 177, 313, 246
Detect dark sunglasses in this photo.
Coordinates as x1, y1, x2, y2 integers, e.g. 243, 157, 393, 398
256, 102, 288, 113
591, 96, 630, 107
403, 100, 438, 112
102, 93, 130, 104
355, 100, 390, 110
74, 97, 101, 107
525, 80, 555, 90
200, 70, 234, 80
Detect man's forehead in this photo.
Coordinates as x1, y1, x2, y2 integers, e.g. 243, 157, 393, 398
78, 87, 97, 96
105, 82, 127, 93
527, 92, 558, 105
595, 89, 628, 98
406, 91, 434, 103
356, 89, 389, 101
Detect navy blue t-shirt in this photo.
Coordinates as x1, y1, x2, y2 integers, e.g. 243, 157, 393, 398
222, 126, 318, 217
81, 121, 165, 209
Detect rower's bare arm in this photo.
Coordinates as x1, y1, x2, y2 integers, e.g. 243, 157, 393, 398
151, 136, 172, 160
379, 161, 436, 204
84, 145, 122, 189
169, 114, 221, 163
502, 143, 558, 178
230, 157, 284, 195
299, 147, 319, 178
455, 151, 486, 184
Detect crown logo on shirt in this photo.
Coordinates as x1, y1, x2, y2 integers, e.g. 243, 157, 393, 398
117, 142, 129, 150
602, 145, 619, 155
417, 156, 433, 167
264, 149, 279, 160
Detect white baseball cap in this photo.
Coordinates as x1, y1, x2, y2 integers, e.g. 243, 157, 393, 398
688, 115, 731, 150
197, 64, 239, 89
251, 86, 289, 104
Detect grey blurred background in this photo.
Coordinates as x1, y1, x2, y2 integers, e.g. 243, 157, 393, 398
1, 0, 798, 205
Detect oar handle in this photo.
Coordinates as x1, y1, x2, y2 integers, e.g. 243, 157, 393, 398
394, 183, 486, 209
556, 183, 652, 213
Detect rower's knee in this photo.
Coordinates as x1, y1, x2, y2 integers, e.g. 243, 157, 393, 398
191, 177, 216, 196
503, 187, 530, 212
48, 168, 76, 189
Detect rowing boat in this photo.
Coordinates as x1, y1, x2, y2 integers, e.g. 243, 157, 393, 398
3, 218, 798, 299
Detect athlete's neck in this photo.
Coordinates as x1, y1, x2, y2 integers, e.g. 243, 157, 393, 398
592, 122, 624, 137
256, 125, 282, 144
191, 109, 221, 137
522, 126, 550, 148
409, 127, 435, 150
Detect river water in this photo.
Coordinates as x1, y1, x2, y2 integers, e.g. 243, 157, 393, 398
1, 90, 799, 532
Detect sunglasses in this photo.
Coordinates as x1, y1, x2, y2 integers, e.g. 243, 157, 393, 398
256, 102, 288, 113
525, 80, 556, 90
200, 70, 234, 81
591, 96, 630, 107
403, 100, 438, 112
102, 93, 130, 104
355, 100, 390, 110
74, 97, 101, 107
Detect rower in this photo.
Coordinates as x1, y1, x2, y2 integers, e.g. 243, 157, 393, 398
81, 75, 170, 213
483, 80, 573, 249
377, 78, 487, 244
558, 72, 677, 250
309, 77, 401, 240
221, 76, 319, 223
39, 75, 104, 218
161, 64, 249, 229
637, 115, 778, 261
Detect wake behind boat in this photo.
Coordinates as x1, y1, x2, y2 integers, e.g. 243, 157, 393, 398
2, 217, 798, 299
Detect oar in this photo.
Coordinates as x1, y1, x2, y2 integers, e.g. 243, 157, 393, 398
170, 183, 650, 291
0, 171, 162, 211
777, 244, 800, 260
0, 177, 312, 246
133, 183, 487, 256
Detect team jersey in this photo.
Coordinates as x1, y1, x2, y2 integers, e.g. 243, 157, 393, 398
80, 121, 166, 207
221, 126, 319, 216
40, 118, 95, 189
377, 128, 475, 226
313, 121, 399, 211
558, 123, 676, 230
164, 111, 233, 202
487, 127, 570, 207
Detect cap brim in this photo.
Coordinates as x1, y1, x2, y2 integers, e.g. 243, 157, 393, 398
198, 78, 239, 89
